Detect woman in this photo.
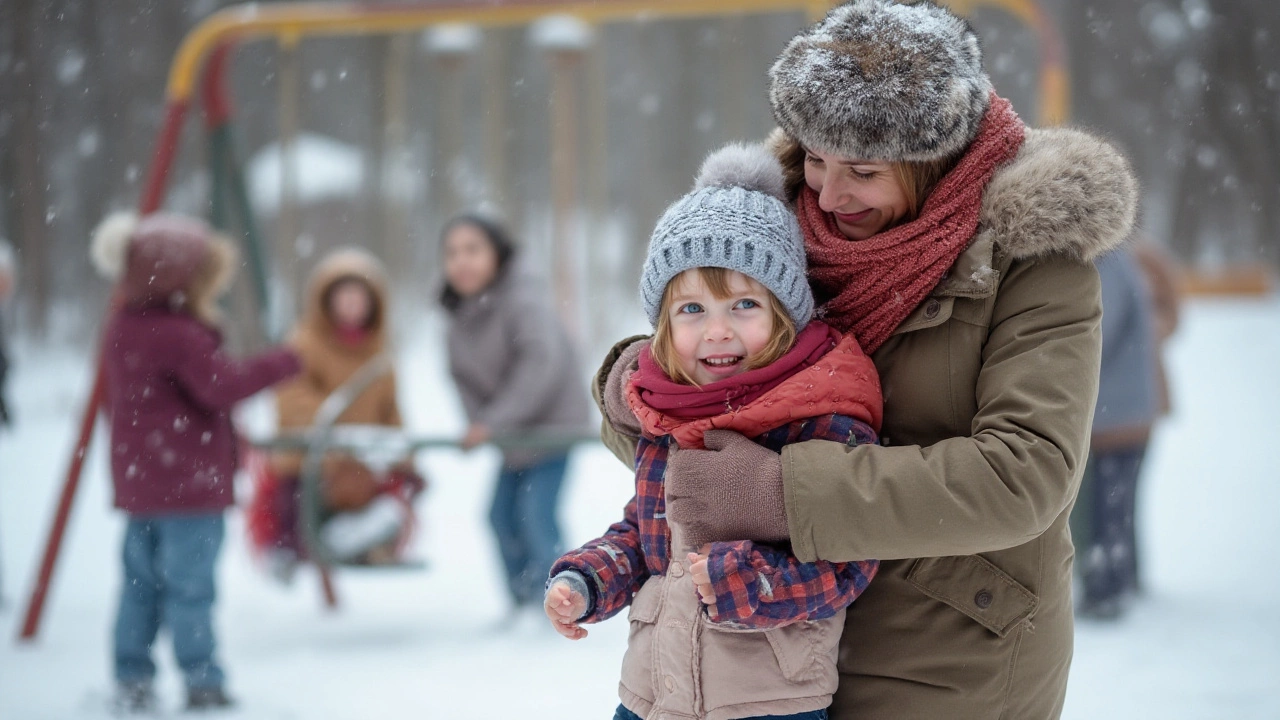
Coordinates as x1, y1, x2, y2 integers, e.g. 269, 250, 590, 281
439, 213, 589, 615
593, 2, 1138, 718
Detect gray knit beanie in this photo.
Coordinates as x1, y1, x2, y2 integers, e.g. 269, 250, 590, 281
769, 0, 992, 162
641, 142, 812, 330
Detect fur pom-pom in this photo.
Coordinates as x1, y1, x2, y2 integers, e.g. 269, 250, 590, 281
90, 211, 139, 280
693, 143, 787, 202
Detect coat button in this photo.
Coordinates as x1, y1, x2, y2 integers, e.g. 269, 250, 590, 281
669, 561, 684, 578
664, 675, 676, 692
924, 299, 942, 319
975, 590, 994, 609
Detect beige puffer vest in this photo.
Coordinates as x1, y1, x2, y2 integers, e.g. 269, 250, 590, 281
618, 522, 842, 720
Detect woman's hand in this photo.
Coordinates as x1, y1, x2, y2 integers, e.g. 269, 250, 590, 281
665, 430, 790, 548
544, 580, 589, 640
687, 552, 718, 617
460, 423, 491, 451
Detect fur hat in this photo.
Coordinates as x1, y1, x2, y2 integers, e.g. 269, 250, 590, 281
640, 142, 812, 330
91, 211, 237, 323
769, 0, 992, 162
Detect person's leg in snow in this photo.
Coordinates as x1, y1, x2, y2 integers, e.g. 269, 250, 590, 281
489, 463, 533, 607
513, 453, 569, 604
1080, 446, 1145, 617
153, 513, 230, 701
114, 518, 162, 690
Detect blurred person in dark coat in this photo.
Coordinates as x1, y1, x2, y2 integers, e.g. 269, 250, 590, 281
1074, 238, 1177, 619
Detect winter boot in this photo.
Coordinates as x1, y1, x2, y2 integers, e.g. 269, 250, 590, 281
112, 681, 158, 715
185, 686, 235, 711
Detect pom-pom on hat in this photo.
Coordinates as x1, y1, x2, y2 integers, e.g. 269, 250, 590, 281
640, 142, 812, 330
769, 0, 992, 162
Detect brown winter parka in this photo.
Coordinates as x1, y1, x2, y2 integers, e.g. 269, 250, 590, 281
272, 248, 403, 477
593, 127, 1138, 720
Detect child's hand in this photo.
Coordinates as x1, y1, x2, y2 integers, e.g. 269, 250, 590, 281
687, 552, 718, 617
544, 580, 589, 640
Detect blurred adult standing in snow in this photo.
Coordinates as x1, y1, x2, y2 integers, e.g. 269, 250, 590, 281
1074, 238, 1180, 619
91, 212, 301, 714
438, 213, 589, 619
263, 247, 424, 573
592, 1, 1138, 717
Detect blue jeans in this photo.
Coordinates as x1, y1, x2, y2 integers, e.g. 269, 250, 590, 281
489, 453, 569, 606
614, 705, 827, 720
114, 513, 225, 690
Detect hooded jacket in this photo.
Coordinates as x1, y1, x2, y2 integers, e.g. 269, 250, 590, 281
101, 225, 299, 515
557, 333, 880, 720
272, 248, 403, 476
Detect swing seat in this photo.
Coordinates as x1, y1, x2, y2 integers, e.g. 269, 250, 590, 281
244, 441, 428, 572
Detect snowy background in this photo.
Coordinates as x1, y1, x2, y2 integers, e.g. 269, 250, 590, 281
2, 297, 1278, 719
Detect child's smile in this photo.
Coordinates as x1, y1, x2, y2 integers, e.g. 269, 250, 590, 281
668, 269, 776, 386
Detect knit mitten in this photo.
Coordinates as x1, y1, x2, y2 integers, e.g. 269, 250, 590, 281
665, 429, 789, 549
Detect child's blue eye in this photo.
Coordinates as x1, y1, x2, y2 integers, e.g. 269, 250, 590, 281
735, 299, 759, 310
679, 302, 704, 314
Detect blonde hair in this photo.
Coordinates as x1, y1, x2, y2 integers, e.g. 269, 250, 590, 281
767, 128, 959, 222
649, 267, 797, 386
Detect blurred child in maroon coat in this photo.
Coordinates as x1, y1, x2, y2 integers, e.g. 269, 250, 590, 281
92, 212, 300, 713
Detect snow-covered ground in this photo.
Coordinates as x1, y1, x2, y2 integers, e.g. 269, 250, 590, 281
1, 298, 1278, 719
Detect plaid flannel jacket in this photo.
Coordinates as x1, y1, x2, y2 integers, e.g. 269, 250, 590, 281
553, 414, 878, 628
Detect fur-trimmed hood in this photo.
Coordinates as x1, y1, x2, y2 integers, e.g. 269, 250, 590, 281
927, 126, 1137, 298
984, 127, 1138, 263
90, 211, 238, 327
296, 246, 391, 353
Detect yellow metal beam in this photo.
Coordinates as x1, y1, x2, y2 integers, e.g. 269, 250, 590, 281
168, 0, 836, 101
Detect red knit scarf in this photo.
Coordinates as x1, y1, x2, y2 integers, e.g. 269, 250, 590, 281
629, 321, 840, 421
800, 93, 1026, 353
626, 325, 883, 450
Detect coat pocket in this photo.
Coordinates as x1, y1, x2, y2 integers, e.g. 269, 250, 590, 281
906, 555, 1038, 638
703, 611, 844, 684
619, 580, 665, 705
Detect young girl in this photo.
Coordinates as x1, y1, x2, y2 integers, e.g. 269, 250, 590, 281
92, 212, 301, 713
265, 247, 422, 571
544, 144, 881, 720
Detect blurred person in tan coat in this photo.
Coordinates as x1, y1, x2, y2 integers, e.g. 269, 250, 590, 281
262, 248, 423, 576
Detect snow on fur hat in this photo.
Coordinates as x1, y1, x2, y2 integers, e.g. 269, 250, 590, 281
769, 0, 992, 162
91, 211, 222, 308
640, 142, 812, 330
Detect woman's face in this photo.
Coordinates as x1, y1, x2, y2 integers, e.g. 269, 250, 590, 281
443, 223, 500, 299
803, 147, 910, 241
328, 280, 374, 330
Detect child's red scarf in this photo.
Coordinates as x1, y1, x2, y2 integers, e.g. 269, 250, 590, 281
627, 321, 882, 449
800, 93, 1026, 353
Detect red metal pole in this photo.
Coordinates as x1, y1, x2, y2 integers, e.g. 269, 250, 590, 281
17, 99, 191, 643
